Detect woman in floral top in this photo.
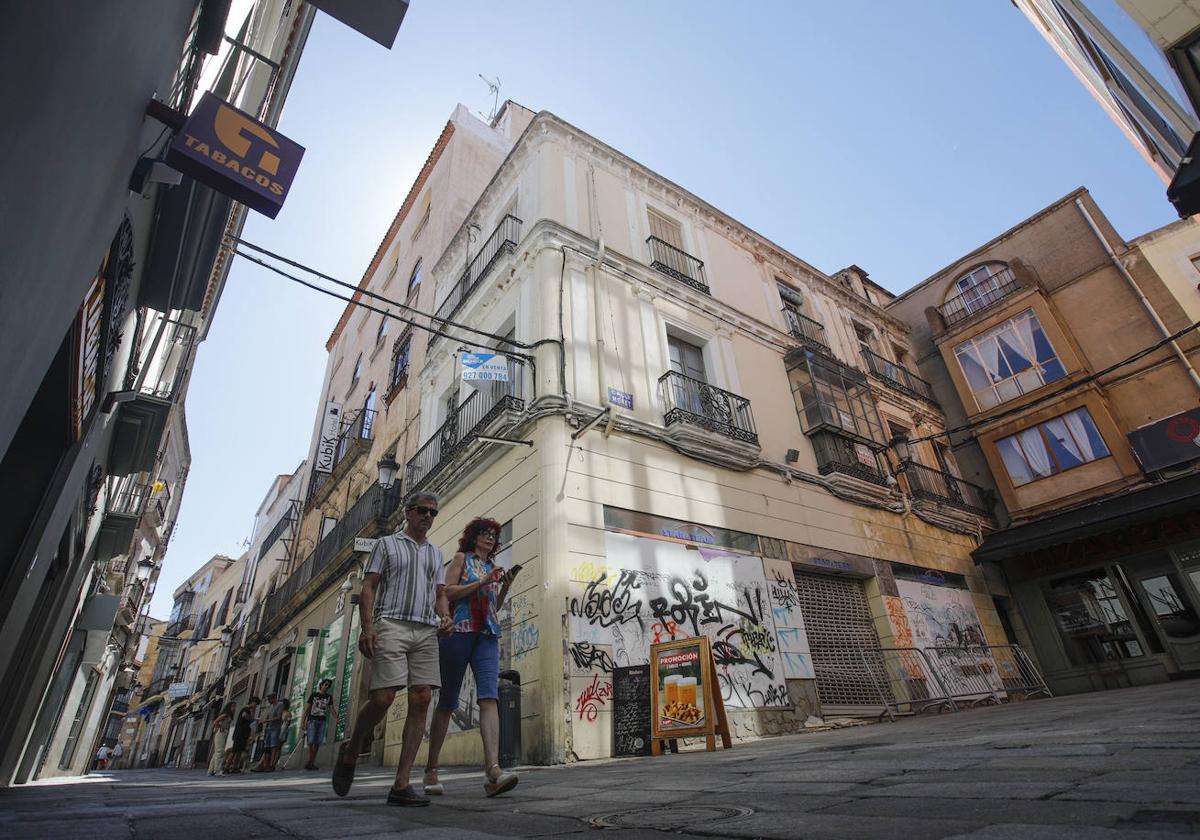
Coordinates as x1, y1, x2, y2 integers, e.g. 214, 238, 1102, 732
424, 517, 520, 797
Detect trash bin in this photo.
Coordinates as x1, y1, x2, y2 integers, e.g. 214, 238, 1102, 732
498, 669, 521, 768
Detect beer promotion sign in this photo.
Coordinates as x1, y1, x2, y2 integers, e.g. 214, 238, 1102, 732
653, 639, 706, 735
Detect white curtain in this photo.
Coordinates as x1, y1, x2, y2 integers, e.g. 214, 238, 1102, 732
1062, 409, 1104, 461
978, 336, 1005, 383
1018, 427, 1054, 477
1043, 416, 1084, 465
1012, 312, 1041, 366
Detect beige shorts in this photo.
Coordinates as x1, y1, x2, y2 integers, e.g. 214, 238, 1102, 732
369, 618, 440, 691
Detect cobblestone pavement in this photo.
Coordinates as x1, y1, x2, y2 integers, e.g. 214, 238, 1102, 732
2, 680, 1199, 839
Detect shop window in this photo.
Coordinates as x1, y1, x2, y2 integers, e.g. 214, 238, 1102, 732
954, 309, 1066, 409
995, 407, 1110, 486
1046, 569, 1145, 665
1138, 573, 1200, 638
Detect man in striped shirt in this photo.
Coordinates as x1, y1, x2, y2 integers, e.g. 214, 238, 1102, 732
332, 491, 451, 806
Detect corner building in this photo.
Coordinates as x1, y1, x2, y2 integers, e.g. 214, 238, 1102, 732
248, 104, 1014, 769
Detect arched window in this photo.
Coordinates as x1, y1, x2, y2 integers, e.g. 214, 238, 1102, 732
948, 263, 1011, 317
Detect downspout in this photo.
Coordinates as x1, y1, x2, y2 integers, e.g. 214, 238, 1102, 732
1075, 198, 1200, 393
588, 165, 608, 403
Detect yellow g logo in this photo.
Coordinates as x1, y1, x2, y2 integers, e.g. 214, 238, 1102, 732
214, 104, 281, 175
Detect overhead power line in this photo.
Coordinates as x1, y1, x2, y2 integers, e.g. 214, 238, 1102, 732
229, 241, 534, 359
910, 317, 1200, 447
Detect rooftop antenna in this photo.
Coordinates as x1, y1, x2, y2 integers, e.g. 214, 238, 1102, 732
478, 74, 501, 123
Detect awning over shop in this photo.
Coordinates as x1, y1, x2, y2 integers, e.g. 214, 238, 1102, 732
973, 472, 1200, 564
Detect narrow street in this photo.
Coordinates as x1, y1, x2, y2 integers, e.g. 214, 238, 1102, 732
3, 681, 1198, 840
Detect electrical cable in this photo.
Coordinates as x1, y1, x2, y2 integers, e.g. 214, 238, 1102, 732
232, 248, 536, 362
909, 317, 1200, 447
232, 237, 530, 350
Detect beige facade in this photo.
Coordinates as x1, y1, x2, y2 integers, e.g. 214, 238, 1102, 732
889, 188, 1200, 696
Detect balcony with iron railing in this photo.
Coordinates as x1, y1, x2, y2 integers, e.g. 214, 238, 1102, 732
429, 215, 522, 352
646, 236, 708, 294
262, 482, 403, 635
257, 499, 299, 562
406, 357, 528, 492
164, 613, 194, 638
937, 268, 1020, 328
783, 308, 830, 353
899, 461, 991, 516
809, 430, 890, 486
659, 372, 758, 445
305, 408, 377, 509
860, 347, 937, 404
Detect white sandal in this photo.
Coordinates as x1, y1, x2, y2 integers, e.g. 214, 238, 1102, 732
423, 768, 444, 795
483, 763, 518, 797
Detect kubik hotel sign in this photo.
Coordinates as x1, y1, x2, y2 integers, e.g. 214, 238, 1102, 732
167, 92, 305, 219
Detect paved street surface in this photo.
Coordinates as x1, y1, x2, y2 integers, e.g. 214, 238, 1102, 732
3, 681, 1198, 839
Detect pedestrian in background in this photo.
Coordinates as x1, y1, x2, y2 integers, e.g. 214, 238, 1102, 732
225, 696, 260, 774
424, 517, 519, 798
112, 742, 124, 769
209, 701, 235, 776
331, 492, 452, 806
94, 744, 111, 770
302, 678, 335, 770
253, 694, 287, 772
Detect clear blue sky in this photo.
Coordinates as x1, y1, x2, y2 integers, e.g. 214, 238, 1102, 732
150, 0, 1183, 615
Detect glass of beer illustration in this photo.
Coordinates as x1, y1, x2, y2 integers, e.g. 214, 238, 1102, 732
679, 677, 697, 706
664, 675, 681, 704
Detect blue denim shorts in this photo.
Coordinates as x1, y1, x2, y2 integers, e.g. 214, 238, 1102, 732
306, 717, 327, 746
264, 723, 284, 748
437, 632, 499, 710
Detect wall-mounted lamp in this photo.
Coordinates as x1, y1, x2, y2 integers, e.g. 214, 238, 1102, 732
134, 557, 156, 582
889, 431, 912, 464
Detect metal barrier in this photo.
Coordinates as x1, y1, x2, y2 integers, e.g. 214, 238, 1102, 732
859, 643, 1051, 721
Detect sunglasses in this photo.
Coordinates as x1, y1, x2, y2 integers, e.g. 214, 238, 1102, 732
407, 505, 439, 518
479, 531, 499, 540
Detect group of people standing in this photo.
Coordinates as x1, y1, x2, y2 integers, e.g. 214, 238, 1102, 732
206, 679, 337, 775
332, 492, 521, 806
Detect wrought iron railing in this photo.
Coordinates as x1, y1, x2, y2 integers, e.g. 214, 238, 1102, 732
164, 613, 194, 638
937, 268, 1020, 327
111, 699, 130, 715
783, 308, 829, 352
646, 236, 708, 293
861, 347, 937, 403
810, 430, 888, 486
257, 500, 298, 562
899, 461, 990, 515
305, 408, 377, 508
139, 320, 197, 400
406, 358, 528, 491
262, 482, 404, 633
658, 371, 759, 445
121, 580, 146, 616
429, 215, 522, 351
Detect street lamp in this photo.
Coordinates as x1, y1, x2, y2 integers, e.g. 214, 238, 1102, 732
377, 454, 399, 490
134, 557, 156, 582
889, 430, 912, 464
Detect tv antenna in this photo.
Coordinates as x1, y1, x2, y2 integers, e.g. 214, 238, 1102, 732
478, 74, 501, 123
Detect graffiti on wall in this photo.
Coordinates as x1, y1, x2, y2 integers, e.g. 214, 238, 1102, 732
762, 558, 814, 679
895, 580, 986, 649
568, 533, 791, 713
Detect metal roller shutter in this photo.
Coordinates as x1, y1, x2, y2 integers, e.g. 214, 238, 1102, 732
792, 571, 884, 713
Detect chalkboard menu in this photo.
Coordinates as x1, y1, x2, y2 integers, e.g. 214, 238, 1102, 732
612, 665, 652, 757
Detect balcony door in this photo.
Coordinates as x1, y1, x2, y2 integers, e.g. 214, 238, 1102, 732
667, 334, 707, 418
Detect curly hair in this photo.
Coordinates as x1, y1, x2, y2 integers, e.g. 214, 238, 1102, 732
457, 517, 502, 559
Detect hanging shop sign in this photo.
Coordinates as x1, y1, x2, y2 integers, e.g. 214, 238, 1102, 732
308, 0, 409, 48
314, 401, 343, 474
167, 682, 191, 700
461, 352, 509, 382
72, 270, 106, 440
167, 92, 305, 219
1128, 407, 1200, 473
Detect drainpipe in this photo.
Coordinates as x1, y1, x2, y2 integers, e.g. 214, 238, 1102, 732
1075, 198, 1200, 393
588, 165, 609, 402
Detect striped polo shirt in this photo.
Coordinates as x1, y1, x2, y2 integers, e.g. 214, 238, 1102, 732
364, 531, 446, 626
